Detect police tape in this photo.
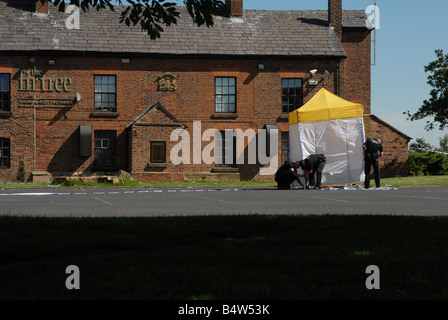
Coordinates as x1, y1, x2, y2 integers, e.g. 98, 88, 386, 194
415, 148, 448, 155
322, 186, 398, 190
0, 188, 261, 197
0, 186, 398, 197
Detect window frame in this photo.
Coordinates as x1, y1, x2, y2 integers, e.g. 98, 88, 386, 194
281, 78, 303, 113
0, 74, 11, 112
0, 138, 10, 168
215, 77, 237, 113
150, 141, 167, 164
94, 75, 117, 112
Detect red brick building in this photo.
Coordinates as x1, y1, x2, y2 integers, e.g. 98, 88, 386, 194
0, 0, 410, 182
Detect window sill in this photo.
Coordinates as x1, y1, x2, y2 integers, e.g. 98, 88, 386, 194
278, 113, 289, 121
144, 163, 167, 172
0, 111, 12, 118
212, 113, 239, 119
90, 112, 120, 118
146, 163, 168, 168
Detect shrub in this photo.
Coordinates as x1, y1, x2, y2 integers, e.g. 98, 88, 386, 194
409, 151, 448, 176
60, 179, 82, 187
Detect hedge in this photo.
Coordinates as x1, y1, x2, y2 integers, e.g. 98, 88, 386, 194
408, 151, 448, 176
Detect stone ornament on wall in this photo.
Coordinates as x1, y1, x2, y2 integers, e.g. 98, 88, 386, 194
158, 73, 177, 91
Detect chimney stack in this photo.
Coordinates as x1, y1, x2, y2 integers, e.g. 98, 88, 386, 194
226, 0, 243, 17
35, 0, 49, 14
328, 0, 342, 40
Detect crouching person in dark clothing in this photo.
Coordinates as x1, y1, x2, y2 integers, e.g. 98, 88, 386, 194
299, 154, 327, 189
275, 161, 305, 190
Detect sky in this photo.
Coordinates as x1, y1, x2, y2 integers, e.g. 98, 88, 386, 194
110, 0, 448, 147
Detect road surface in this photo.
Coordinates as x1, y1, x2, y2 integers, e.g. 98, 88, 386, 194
0, 186, 447, 217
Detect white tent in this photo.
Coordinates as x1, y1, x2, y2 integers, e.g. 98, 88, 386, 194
289, 88, 365, 185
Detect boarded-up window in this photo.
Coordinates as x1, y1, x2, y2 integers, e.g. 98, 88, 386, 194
79, 125, 92, 156
150, 141, 166, 163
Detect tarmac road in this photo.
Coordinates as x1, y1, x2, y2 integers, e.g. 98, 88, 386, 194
0, 186, 447, 217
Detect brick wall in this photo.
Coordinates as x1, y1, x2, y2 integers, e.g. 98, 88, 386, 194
341, 29, 372, 114
1, 54, 345, 182
0, 117, 34, 181
1, 51, 408, 182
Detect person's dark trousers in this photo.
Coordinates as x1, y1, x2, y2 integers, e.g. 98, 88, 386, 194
364, 156, 380, 188
315, 160, 326, 188
309, 160, 326, 188
315, 171, 323, 188
308, 172, 315, 188
275, 172, 296, 190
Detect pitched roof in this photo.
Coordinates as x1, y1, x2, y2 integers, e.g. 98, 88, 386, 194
0, 1, 369, 57
126, 103, 187, 129
370, 115, 412, 142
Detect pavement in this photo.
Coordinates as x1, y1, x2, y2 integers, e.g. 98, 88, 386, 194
0, 186, 447, 217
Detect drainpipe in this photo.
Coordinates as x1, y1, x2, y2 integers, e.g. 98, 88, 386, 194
337, 59, 341, 96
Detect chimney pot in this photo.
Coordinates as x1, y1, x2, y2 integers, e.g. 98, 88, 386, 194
226, 0, 243, 17
36, 0, 50, 14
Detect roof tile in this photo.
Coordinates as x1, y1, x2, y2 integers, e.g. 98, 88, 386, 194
0, 2, 369, 57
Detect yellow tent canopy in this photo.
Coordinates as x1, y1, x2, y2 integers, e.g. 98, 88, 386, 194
289, 88, 363, 125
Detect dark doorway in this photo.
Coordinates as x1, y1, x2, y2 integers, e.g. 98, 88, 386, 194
94, 130, 116, 170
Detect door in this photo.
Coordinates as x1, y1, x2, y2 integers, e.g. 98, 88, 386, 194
94, 130, 116, 169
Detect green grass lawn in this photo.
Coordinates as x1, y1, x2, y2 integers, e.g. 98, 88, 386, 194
1, 215, 448, 300
382, 175, 448, 187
